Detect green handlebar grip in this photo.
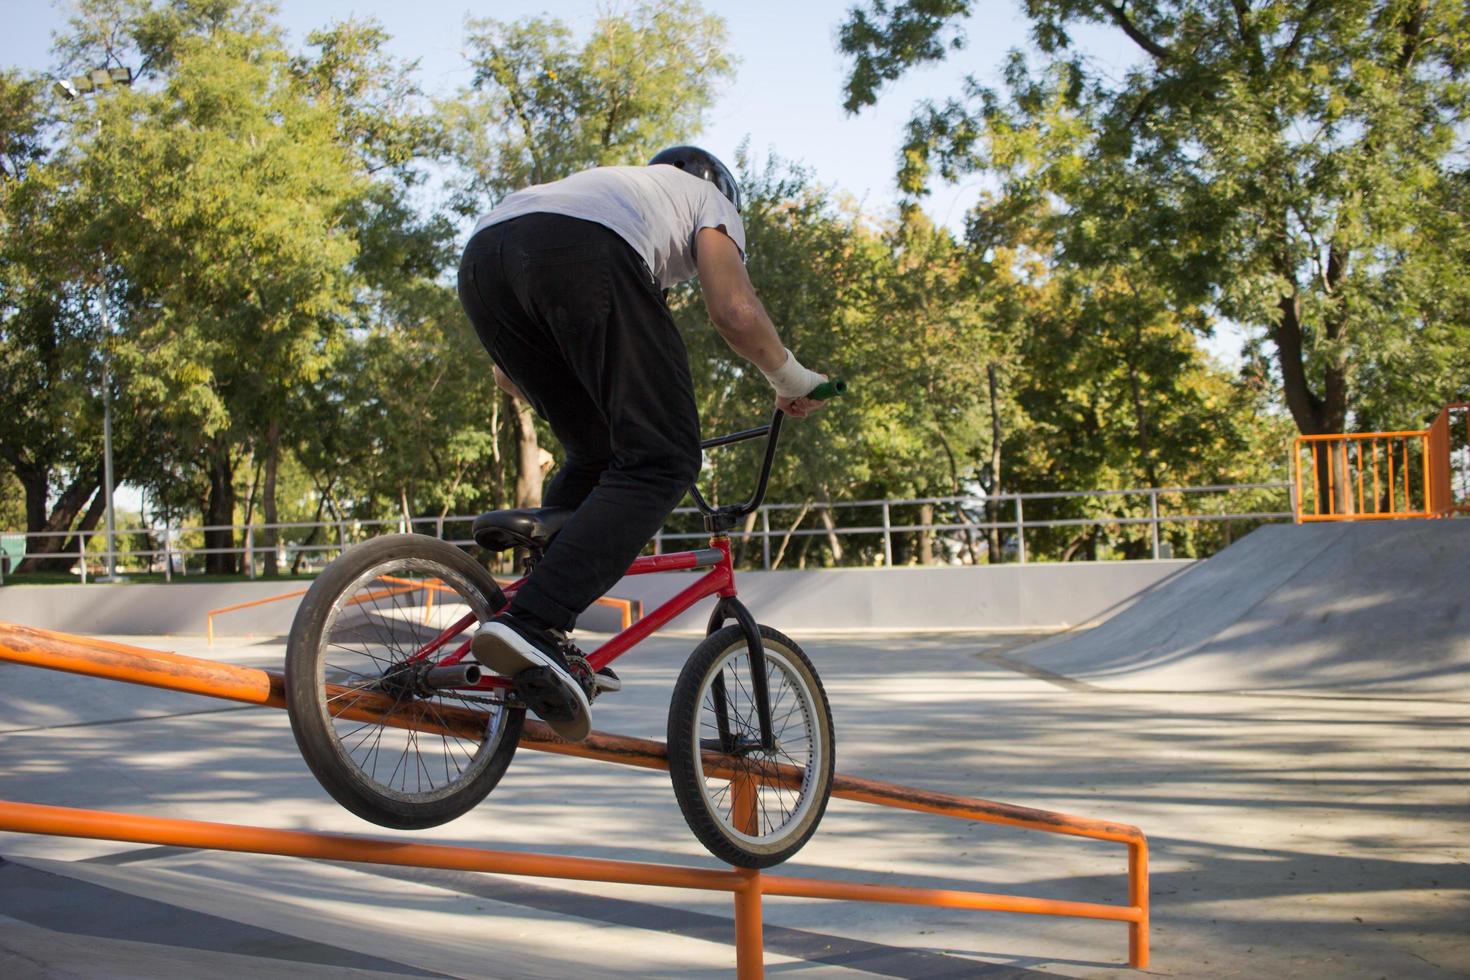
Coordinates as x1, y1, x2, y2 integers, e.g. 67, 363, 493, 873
806, 379, 848, 400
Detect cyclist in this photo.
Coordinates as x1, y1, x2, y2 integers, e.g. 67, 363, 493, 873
457, 146, 828, 742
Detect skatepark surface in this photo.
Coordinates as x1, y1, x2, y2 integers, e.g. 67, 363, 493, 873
0, 522, 1466, 978
1022, 521, 1470, 696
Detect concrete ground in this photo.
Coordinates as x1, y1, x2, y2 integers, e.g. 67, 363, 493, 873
0, 629, 1466, 979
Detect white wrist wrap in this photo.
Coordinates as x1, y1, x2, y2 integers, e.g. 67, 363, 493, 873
760, 348, 824, 399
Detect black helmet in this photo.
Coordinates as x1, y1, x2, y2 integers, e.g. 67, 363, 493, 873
649, 145, 740, 212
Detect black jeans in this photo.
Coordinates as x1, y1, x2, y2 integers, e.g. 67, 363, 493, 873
457, 214, 702, 631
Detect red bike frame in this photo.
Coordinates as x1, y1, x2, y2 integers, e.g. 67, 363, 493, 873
404, 536, 738, 691
403, 409, 787, 704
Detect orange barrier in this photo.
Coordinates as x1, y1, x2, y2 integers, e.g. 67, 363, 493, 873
208, 577, 643, 644
594, 595, 641, 630
1292, 403, 1469, 522
1294, 431, 1433, 521
0, 622, 1149, 973
1429, 402, 1470, 516
205, 587, 311, 646
497, 577, 642, 630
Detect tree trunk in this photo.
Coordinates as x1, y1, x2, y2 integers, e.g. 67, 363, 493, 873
918, 502, 934, 565
15, 463, 104, 572
734, 509, 759, 566
770, 502, 811, 570
795, 529, 816, 569
292, 484, 330, 576
1273, 269, 1351, 513
818, 505, 843, 565
985, 362, 1003, 564
18, 464, 47, 535
57, 487, 108, 567
508, 393, 544, 508
204, 448, 237, 575
489, 394, 505, 511
261, 420, 280, 576
1125, 348, 1160, 489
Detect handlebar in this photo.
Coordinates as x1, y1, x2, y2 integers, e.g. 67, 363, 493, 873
689, 379, 847, 531
806, 378, 848, 400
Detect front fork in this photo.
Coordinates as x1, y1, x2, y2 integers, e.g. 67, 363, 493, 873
705, 595, 775, 752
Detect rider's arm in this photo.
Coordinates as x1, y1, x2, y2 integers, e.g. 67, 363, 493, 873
492, 365, 527, 403
695, 227, 825, 417
695, 227, 785, 371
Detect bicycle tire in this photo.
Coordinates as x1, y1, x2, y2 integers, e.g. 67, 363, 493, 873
285, 534, 524, 829
666, 624, 835, 868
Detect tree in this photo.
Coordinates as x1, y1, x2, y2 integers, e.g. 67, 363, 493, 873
261, 18, 449, 573
0, 67, 137, 570
69, 11, 364, 571
840, 0, 1470, 512
673, 154, 1007, 568
439, 2, 735, 509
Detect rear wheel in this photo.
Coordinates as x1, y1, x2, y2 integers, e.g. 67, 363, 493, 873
666, 625, 834, 868
285, 534, 523, 829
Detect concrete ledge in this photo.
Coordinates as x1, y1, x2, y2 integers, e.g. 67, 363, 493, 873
0, 561, 1193, 636
606, 560, 1194, 633
0, 581, 310, 637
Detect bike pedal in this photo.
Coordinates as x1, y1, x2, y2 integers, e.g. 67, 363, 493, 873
594, 667, 622, 693
511, 667, 579, 722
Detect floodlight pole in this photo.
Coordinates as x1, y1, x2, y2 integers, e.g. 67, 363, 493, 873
100, 293, 118, 581
55, 65, 132, 582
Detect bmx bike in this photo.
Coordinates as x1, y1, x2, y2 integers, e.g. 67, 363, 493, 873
284, 408, 836, 868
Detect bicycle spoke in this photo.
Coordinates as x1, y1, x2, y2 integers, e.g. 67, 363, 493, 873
306, 556, 508, 807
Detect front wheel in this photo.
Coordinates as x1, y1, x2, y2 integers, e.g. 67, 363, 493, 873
667, 625, 835, 868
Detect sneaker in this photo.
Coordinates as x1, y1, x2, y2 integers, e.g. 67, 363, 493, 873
472, 614, 591, 742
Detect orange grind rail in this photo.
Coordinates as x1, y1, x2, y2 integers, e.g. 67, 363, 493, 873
0, 621, 1149, 975
206, 576, 641, 644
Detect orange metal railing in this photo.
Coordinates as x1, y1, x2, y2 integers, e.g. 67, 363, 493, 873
1294, 431, 1433, 521
1430, 402, 1470, 516
1292, 403, 1470, 522
0, 622, 1149, 974
206, 577, 642, 645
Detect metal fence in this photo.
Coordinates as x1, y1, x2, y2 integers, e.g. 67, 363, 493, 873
0, 481, 1294, 584
1291, 403, 1470, 522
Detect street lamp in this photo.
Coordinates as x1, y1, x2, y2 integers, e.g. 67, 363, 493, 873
55, 64, 134, 582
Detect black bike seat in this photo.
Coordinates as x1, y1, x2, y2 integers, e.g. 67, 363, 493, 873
472, 507, 576, 552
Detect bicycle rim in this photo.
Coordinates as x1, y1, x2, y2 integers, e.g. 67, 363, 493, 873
693, 642, 824, 848
311, 556, 510, 804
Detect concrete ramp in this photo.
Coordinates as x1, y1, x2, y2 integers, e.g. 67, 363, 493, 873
1018, 521, 1470, 696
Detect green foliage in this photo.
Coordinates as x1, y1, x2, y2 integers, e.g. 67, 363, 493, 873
840, 0, 971, 113
442, 1, 735, 213
671, 155, 1009, 566
0, 66, 114, 545
840, 0, 1470, 440
2, 0, 1319, 574
0, 464, 23, 529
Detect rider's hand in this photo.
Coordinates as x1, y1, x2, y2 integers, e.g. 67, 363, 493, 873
777, 373, 828, 418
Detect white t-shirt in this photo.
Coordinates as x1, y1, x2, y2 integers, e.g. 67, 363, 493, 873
471, 165, 746, 289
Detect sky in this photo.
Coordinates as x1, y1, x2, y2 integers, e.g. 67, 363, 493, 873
3, 0, 1142, 229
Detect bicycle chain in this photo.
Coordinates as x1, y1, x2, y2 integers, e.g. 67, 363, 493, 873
564, 648, 599, 703
441, 691, 511, 707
